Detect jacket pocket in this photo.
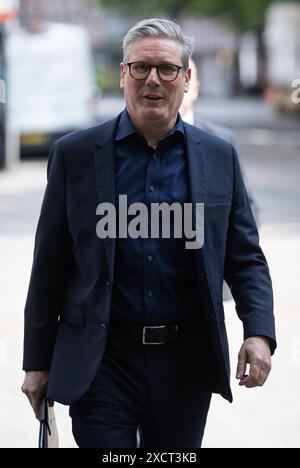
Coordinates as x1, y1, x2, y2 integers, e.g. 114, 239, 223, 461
60, 304, 85, 327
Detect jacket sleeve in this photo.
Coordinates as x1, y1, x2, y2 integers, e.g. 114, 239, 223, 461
23, 140, 72, 370
224, 146, 276, 354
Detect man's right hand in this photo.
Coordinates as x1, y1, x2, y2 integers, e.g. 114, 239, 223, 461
21, 371, 49, 420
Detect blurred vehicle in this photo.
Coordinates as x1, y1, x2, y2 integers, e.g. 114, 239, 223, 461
0, 0, 20, 168
0, 23, 5, 168
264, 2, 300, 113
6, 21, 96, 156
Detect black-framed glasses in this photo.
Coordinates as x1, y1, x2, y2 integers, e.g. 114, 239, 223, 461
127, 62, 183, 82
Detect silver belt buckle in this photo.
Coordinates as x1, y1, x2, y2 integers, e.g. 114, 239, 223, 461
142, 325, 166, 345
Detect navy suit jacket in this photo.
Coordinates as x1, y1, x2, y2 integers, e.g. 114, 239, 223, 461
23, 114, 276, 404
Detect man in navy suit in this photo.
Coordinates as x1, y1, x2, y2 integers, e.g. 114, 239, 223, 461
22, 19, 276, 448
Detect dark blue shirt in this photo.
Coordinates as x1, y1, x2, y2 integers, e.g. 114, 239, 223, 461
111, 109, 198, 325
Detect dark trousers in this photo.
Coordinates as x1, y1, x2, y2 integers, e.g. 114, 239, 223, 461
69, 319, 214, 448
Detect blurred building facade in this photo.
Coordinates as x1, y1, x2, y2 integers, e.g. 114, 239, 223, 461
19, 0, 91, 25
18, 0, 125, 93
182, 18, 238, 97
19, 0, 106, 45
18, 1, 241, 96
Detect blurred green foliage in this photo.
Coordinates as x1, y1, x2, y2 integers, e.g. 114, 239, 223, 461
99, 0, 300, 31
96, 66, 120, 93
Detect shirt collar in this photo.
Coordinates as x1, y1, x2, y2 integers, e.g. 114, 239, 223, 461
115, 108, 185, 142
115, 108, 137, 141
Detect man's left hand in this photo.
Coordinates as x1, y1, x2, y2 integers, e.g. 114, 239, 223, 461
236, 336, 271, 388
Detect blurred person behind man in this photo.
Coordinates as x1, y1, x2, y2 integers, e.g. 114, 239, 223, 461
180, 57, 259, 222
180, 58, 259, 302
22, 19, 275, 448
180, 57, 234, 142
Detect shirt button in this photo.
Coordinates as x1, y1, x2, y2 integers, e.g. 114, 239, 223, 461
147, 290, 153, 297
149, 185, 155, 192
147, 255, 153, 262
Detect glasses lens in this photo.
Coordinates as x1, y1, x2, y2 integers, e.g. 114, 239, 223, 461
130, 63, 150, 79
158, 64, 178, 81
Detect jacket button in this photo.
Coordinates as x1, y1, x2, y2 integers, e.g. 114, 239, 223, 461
101, 323, 106, 330
106, 281, 111, 289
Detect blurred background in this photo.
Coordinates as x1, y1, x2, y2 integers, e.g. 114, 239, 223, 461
0, 0, 299, 448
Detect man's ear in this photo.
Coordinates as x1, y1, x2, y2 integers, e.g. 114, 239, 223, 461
120, 63, 125, 89
184, 67, 191, 93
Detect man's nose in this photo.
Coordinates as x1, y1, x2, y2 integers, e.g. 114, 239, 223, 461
145, 66, 160, 85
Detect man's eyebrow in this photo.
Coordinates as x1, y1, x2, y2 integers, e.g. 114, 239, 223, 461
132, 61, 177, 65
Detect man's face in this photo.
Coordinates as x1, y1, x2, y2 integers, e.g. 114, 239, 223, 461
120, 37, 191, 127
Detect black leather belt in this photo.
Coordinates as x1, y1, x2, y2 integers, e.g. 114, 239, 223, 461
109, 323, 179, 345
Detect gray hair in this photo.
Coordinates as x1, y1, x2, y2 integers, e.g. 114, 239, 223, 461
122, 18, 193, 70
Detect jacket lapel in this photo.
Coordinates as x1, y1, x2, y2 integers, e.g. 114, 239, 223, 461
185, 123, 206, 207
94, 116, 120, 281
185, 124, 206, 227
185, 123, 207, 273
